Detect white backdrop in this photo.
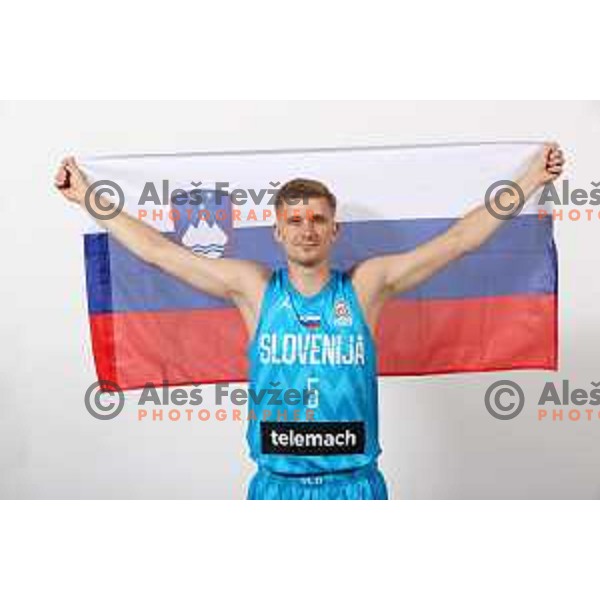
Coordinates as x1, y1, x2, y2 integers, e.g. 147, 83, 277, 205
1, 100, 598, 499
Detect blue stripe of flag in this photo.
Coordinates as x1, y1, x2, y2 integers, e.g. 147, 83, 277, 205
85, 215, 557, 315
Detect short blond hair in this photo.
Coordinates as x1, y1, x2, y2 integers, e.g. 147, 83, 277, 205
275, 178, 337, 213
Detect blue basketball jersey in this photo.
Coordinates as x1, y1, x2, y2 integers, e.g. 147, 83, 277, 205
247, 268, 381, 475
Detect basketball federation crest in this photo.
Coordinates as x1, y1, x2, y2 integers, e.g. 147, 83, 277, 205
334, 299, 352, 327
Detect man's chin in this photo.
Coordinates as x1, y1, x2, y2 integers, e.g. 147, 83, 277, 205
290, 252, 326, 268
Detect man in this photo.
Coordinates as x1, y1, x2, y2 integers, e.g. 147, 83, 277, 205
55, 144, 565, 500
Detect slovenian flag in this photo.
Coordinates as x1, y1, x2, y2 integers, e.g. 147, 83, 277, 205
80, 143, 558, 391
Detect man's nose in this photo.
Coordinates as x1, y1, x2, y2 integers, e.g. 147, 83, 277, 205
301, 219, 318, 236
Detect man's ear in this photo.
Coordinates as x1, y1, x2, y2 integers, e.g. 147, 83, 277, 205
332, 221, 340, 240
273, 222, 283, 244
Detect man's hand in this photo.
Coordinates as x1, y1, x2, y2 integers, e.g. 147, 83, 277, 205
54, 155, 270, 337
352, 141, 567, 332
522, 143, 565, 188
54, 156, 89, 205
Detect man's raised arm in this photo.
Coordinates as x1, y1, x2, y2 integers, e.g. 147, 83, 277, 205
352, 143, 565, 326
55, 157, 270, 330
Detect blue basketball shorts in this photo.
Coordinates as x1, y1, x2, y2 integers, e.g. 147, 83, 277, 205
248, 464, 388, 500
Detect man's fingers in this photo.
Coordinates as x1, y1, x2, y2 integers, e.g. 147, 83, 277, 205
550, 153, 564, 164
545, 146, 564, 173
55, 165, 72, 190
63, 156, 78, 176
54, 167, 68, 186
543, 142, 560, 163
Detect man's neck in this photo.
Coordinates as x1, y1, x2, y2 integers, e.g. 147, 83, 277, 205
287, 262, 331, 297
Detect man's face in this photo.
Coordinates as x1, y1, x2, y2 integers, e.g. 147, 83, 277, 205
274, 196, 339, 268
